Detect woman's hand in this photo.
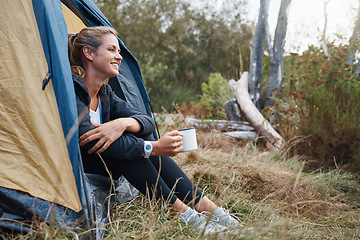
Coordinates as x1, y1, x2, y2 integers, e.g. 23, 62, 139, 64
79, 118, 141, 154
152, 130, 183, 157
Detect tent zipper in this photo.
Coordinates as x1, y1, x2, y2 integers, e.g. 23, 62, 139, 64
42, 71, 51, 90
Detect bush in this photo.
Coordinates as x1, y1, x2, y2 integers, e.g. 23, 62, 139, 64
198, 73, 233, 119
275, 44, 360, 171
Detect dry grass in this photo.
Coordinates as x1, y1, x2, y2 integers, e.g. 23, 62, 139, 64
2, 113, 360, 239
160, 114, 360, 239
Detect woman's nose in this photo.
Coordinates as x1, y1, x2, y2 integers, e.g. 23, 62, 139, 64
116, 52, 123, 60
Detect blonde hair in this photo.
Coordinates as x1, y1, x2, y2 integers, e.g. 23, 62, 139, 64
68, 26, 118, 77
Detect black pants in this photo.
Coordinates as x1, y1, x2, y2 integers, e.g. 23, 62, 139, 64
87, 155, 203, 206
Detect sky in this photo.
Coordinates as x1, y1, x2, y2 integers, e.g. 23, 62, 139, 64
246, 0, 359, 53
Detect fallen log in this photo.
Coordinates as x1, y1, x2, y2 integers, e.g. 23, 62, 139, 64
228, 72, 284, 150
185, 117, 254, 132
223, 131, 257, 140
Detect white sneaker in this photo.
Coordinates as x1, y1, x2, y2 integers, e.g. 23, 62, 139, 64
179, 208, 227, 235
210, 207, 243, 228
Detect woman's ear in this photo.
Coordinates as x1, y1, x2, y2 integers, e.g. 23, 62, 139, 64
82, 46, 94, 60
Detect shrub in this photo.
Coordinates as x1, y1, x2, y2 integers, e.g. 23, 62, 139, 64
275, 44, 360, 171
198, 73, 233, 119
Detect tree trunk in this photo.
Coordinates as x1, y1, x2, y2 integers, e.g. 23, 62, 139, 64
229, 72, 284, 150
321, 0, 330, 56
347, 0, 360, 72
249, 0, 270, 109
265, 0, 291, 108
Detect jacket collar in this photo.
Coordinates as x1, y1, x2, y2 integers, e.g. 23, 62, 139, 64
72, 72, 109, 116
72, 72, 107, 97
72, 72, 89, 94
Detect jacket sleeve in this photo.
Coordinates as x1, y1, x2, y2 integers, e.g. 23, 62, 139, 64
76, 95, 146, 161
107, 87, 155, 136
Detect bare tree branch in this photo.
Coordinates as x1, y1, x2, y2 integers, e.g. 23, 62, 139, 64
229, 72, 284, 150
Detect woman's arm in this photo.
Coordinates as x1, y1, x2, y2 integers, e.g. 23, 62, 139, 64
108, 88, 155, 136
76, 84, 184, 159
79, 117, 142, 154
79, 84, 155, 154
79, 105, 184, 158
76, 94, 146, 160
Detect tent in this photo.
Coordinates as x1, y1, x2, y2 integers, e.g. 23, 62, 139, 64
0, 0, 155, 238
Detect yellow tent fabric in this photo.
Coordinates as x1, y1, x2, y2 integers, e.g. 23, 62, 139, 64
62, 3, 87, 33
0, 0, 81, 212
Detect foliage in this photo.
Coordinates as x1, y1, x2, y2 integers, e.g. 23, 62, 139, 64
177, 101, 222, 120
199, 73, 234, 119
274, 44, 360, 171
174, 73, 233, 120
95, 0, 253, 111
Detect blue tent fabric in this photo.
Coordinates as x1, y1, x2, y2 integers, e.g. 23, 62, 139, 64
32, 0, 81, 196
0, 186, 83, 230
115, 59, 147, 114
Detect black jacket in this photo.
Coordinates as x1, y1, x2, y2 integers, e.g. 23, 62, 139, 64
73, 73, 155, 163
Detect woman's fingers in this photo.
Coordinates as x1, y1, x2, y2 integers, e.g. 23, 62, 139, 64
88, 138, 105, 154
79, 127, 99, 143
173, 143, 183, 153
172, 139, 183, 149
79, 130, 101, 146
87, 133, 117, 154
95, 141, 111, 154
154, 130, 185, 156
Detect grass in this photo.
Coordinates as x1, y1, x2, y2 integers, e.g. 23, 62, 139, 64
1, 114, 360, 239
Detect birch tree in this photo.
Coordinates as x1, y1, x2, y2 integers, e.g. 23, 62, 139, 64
347, 0, 360, 73
265, 0, 291, 108
321, 0, 330, 56
249, 0, 291, 109
229, 0, 289, 150
249, 0, 269, 109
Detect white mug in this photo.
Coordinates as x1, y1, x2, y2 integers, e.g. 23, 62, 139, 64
178, 127, 197, 152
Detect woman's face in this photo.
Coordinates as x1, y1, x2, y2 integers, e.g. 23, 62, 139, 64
90, 33, 122, 79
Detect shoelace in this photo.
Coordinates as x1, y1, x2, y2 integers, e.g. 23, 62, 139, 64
219, 208, 241, 222
186, 212, 226, 235
200, 210, 221, 223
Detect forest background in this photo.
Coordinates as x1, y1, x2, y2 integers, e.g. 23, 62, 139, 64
94, 0, 360, 171
95, 0, 253, 111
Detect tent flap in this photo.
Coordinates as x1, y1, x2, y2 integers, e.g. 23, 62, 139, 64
0, 0, 81, 213
32, 0, 82, 199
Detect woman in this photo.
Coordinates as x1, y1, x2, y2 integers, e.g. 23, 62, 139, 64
68, 26, 240, 235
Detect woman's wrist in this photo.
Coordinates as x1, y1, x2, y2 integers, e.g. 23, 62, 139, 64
150, 140, 159, 156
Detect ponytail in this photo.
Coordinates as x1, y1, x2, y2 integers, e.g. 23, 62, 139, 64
68, 32, 85, 77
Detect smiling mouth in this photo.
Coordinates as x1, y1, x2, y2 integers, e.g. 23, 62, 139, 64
111, 63, 120, 68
